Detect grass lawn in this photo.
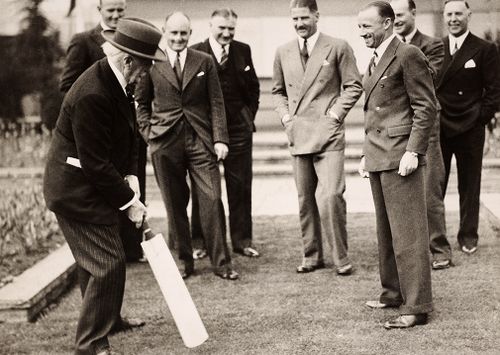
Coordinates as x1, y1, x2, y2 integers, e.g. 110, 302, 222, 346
1, 213, 499, 355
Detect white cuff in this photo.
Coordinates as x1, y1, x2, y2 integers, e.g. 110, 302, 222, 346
119, 193, 139, 211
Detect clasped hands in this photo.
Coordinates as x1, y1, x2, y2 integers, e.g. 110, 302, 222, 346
358, 152, 419, 178
124, 175, 147, 228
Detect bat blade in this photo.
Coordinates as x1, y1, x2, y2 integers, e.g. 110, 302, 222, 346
141, 233, 209, 348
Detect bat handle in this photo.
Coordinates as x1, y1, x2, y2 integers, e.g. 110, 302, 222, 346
142, 218, 156, 241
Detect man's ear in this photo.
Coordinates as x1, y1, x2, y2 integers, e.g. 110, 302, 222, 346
383, 17, 392, 30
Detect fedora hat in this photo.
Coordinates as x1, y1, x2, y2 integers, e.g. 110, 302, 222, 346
102, 17, 166, 61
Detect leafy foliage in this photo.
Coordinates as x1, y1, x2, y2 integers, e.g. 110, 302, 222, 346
0, 178, 64, 280
0, 0, 64, 126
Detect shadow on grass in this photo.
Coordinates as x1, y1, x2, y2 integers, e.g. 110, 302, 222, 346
1, 213, 499, 354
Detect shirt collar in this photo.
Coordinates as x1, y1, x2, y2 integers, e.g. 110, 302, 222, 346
107, 58, 127, 95
449, 30, 469, 52
396, 27, 417, 43
209, 35, 230, 62
374, 33, 396, 63
297, 30, 320, 55
100, 21, 112, 31
164, 46, 187, 70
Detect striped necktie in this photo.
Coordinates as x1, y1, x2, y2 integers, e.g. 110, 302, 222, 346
368, 51, 378, 76
174, 52, 183, 87
220, 45, 228, 68
300, 39, 309, 69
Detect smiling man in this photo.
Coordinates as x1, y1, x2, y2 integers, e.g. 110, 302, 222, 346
190, 8, 260, 260
357, 1, 436, 329
135, 12, 239, 281
272, 0, 362, 276
436, 0, 500, 256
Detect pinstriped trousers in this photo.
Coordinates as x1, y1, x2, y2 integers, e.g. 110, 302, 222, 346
56, 214, 126, 355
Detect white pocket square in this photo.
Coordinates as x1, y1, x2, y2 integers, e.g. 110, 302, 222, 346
322, 60, 330, 66
380, 75, 388, 80
244, 65, 251, 71
464, 59, 476, 68
196, 71, 205, 77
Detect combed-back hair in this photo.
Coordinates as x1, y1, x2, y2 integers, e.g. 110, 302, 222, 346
444, 0, 470, 9
211, 8, 238, 19
363, 1, 395, 22
289, 0, 318, 12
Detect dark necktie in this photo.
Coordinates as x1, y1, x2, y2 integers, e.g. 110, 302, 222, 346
300, 39, 309, 69
451, 41, 458, 55
368, 51, 378, 76
220, 45, 228, 68
174, 52, 183, 87
401, 36, 406, 43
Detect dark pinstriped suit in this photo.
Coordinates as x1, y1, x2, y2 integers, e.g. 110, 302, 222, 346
45, 59, 137, 355
59, 24, 146, 261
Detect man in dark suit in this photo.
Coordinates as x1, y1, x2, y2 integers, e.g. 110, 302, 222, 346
44, 18, 164, 355
437, 0, 500, 255
60, 0, 126, 93
190, 8, 260, 259
390, 0, 451, 270
60, 0, 148, 263
272, 0, 362, 275
358, 1, 436, 329
135, 12, 239, 280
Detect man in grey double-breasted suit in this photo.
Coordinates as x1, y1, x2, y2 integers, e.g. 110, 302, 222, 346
273, 0, 362, 275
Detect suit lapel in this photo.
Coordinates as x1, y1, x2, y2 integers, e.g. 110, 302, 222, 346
364, 37, 399, 104
100, 60, 135, 132
439, 33, 481, 87
410, 30, 423, 48
90, 24, 105, 47
296, 34, 332, 105
156, 60, 181, 91
182, 48, 203, 90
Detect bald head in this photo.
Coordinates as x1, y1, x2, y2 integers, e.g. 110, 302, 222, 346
163, 12, 192, 52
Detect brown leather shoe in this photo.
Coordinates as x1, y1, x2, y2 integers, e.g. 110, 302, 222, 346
383, 314, 428, 329
110, 317, 145, 334
365, 300, 399, 309
432, 259, 451, 270
336, 263, 353, 276
296, 262, 325, 273
193, 248, 207, 260
215, 268, 239, 280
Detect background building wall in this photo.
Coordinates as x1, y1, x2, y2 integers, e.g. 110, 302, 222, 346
1, 0, 499, 77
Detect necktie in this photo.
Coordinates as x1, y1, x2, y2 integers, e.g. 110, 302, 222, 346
401, 36, 406, 43
220, 45, 228, 68
368, 51, 378, 76
451, 41, 458, 55
300, 39, 309, 69
174, 52, 183, 87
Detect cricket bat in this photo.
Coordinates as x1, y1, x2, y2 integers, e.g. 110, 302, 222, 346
141, 221, 209, 348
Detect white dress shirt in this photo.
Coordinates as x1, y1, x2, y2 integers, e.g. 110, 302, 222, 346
209, 36, 229, 64
297, 30, 320, 56
449, 30, 469, 54
374, 34, 396, 65
164, 46, 187, 71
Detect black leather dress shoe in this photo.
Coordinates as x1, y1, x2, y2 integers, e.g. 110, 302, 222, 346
110, 317, 145, 334
383, 314, 428, 329
296, 262, 325, 273
181, 263, 194, 279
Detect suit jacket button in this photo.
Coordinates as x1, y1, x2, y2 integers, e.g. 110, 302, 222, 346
375, 107, 380, 111
458, 91, 463, 95
292, 100, 297, 103
288, 83, 293, 87
380, 84, 385, 88
376, 129, 381, 133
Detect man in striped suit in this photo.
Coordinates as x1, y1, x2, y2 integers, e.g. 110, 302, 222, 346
44, 18, 165, 355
